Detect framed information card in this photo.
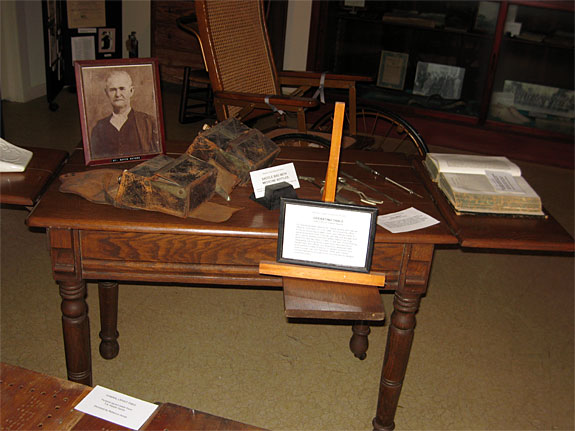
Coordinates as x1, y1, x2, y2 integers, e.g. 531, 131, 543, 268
277, 199, 378, 273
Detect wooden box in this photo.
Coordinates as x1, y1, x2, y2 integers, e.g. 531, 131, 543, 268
187, 118, 280, 183
115, 154, 217, 217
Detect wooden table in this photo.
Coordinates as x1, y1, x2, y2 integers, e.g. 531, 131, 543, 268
0, 147, 68, 206
26, 143, 573, 430
0, 362, 265, 430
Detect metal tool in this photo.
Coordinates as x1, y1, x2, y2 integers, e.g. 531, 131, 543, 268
337, 178, 383, 206
298, 176, 354, 205
340, 171, 402, 205
356, 160, 423, 198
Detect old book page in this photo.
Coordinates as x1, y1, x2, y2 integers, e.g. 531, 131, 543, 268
425, 153, 522, 181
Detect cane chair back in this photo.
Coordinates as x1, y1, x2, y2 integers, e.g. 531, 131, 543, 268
195, 0, 280, 120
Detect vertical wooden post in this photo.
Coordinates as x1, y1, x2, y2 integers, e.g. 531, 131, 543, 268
322, 101, 345, 203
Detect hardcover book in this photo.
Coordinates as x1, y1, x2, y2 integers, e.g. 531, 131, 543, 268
424, 153, 544, 216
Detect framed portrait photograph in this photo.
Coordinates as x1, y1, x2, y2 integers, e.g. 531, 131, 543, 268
98, 28, 115, 54
74, 58, 165, 166
277, 198, 378, 273
377, 51, 409, 90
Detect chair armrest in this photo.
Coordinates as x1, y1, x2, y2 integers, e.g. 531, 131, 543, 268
279, 71, 372, 89
213, 90, 319, 110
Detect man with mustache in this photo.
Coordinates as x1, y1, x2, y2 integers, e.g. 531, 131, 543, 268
90, 70, 158, 160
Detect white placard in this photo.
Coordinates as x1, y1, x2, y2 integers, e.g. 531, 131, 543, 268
250, 163, 300, 199
74, 385, 158, 430
281, 201, 375, 270
504, 22, 522, 37
377, 207, 439, 233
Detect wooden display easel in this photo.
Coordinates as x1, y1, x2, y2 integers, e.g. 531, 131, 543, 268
259, 102, 385, 359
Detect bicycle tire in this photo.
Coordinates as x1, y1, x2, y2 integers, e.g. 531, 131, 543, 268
311, 105, 429, 156
271, 132, 331, 148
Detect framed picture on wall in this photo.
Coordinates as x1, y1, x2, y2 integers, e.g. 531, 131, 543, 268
98, 28, 116, 54
377, 51, 409, 90
74, 58, 165, 166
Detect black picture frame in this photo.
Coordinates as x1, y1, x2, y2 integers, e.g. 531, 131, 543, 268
74, 58, 165, 166
277, 198, 378, 273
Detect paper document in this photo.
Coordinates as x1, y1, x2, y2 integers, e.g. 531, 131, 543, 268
74, 385, 158, 430
377, 207, 439, 233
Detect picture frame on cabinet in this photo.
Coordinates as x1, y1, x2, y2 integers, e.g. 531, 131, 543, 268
413, 62, 465, 100
377, 51, 409, 90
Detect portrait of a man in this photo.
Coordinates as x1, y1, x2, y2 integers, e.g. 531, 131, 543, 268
75, 59, 164, 165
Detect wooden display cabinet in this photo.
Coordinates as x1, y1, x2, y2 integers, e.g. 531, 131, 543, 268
309, 1, 574, 140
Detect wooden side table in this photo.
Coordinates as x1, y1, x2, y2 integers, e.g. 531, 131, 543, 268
0, 147, 68, 207
0, 362, 266, 431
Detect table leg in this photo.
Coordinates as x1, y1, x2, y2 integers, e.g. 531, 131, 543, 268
372, 290, 422, 431
350, 321, 370, 360
98, 281, 120, 359
58, 279, 92, 386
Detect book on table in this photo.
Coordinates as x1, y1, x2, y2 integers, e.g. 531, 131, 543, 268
424, 153, 544, 217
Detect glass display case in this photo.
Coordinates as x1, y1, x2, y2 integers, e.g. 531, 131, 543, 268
312, 1, 574, 137
487, 2, 573, 135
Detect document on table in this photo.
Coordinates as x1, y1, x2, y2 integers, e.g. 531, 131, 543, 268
75, 385, 158, 430
377, 207, 440, 233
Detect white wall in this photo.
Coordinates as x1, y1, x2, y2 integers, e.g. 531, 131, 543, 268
283, 0, 312, 71
1, 0, 308, 102
122, 0, 151, 59
0, 0, 151, 103
1, 1, 46, 102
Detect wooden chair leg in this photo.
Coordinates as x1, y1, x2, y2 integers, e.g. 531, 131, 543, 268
350, 321, 371, 360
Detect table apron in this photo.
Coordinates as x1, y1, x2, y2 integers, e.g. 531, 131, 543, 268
48, 228, 434, 290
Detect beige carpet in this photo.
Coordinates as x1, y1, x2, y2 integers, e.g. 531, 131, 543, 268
1, 86, 573, 430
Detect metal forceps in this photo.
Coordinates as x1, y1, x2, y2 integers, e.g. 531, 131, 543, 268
298, 176, 354, 204
337, 178, 383, 206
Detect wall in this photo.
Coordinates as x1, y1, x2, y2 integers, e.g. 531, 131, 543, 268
0, 0, 151, 103
122, 0, 151, 59
1, 0, 308, 102
1, 1, 46, 102
283, 0, 312, 71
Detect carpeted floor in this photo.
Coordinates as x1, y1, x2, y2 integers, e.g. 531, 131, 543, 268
1, 85, 573, 430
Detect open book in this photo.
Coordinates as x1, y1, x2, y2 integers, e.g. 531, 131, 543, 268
0, 138, 33, 172
424, 153, 544, 216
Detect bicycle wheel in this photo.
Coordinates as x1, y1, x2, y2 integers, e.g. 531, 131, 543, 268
311, 105, 428, 156
271, 132, 331, 148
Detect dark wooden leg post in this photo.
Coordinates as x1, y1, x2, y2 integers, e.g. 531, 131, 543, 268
372, 290, 422, 431
350, 321, 370, 360
98, 281, 120, 359
59, 279, 92, 386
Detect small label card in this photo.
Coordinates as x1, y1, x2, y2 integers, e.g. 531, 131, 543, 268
250, 163, 300, 199
377, 207, 439, 233
75, 385, 159, 430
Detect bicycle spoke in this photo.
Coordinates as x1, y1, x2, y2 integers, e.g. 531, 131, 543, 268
311, 104, 427, 156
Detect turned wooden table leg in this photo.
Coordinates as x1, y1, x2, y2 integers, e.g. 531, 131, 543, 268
98, 281, 120, 359
59, 279, 92, 386
372, 290, 422, 431
350, 321, 370, 360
